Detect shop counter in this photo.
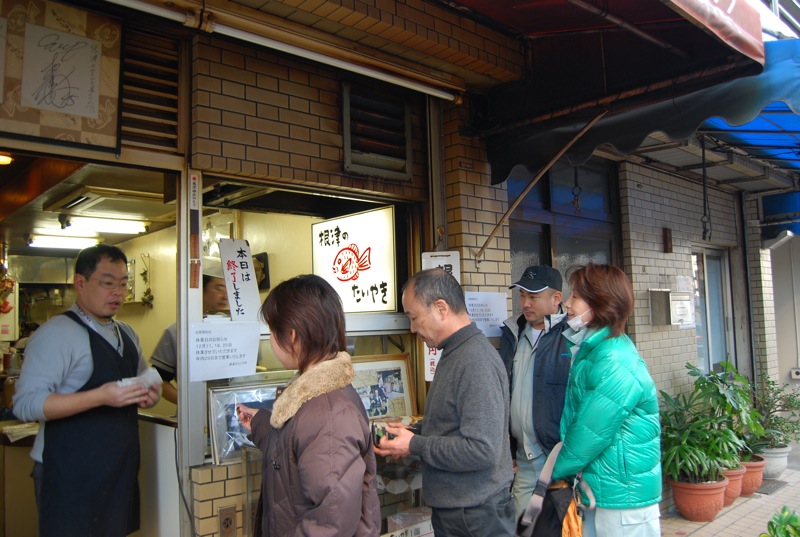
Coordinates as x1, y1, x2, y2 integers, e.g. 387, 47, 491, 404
0, 412, 181, 537
0, 419, 36, 537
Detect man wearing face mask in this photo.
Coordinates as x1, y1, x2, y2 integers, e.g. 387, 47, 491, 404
499, 264, 571, 520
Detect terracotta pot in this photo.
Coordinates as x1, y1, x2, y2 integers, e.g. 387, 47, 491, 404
669, 477, 729, 522
762, 446, 792, 479
740, 456, 767, 496
722, 466, 747, 506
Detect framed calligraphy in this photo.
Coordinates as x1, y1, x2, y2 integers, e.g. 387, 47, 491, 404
0, 0, 122, 150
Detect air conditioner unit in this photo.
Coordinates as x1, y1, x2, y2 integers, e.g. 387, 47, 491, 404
44, 186, 172, 222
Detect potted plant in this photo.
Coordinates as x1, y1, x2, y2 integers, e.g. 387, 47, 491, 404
660, 388, 742, 521
752, 374, 800, 479
686, 362, 761, 504
759, 506, 800, 537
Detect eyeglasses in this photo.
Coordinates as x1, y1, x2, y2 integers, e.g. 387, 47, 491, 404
90, 277, 129, 291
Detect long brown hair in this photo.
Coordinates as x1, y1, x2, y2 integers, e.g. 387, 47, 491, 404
568, 263, 633, 338
260, 274, 347, 373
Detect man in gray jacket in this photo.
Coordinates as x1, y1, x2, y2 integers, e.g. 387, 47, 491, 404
376, 268, 515, 537
499, 264, 571, 519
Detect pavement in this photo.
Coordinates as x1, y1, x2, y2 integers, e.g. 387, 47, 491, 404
660, 441, 800, 536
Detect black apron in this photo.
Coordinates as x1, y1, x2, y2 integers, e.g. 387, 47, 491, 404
40, 311, 141, 537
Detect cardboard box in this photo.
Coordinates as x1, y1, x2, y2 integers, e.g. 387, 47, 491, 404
383, 506, 433, 537
380, 519, 433, 537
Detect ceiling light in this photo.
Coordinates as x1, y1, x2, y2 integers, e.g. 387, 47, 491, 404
27, 235, 100, 249
61, 216, 148, 234
0, 153, 13, 165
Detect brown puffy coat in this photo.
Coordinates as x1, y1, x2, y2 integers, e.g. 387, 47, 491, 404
249, 352, 381, 537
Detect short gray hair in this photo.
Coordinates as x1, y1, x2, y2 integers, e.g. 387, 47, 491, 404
403, 268, 466, 314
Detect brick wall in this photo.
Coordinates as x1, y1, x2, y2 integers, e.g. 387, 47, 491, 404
191, 34, 429, 203
191, 463, 246, 536
442, 96, 511, 293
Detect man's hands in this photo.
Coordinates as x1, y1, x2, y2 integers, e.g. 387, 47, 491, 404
99, 381, 157, 408
43, 381, 160, 420
373, 422, 414, 459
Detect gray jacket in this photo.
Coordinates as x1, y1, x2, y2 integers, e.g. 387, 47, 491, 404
409, 323, 514, 508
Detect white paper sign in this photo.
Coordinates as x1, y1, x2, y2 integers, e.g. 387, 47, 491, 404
219, 239, 261, 322
465, 291, 506, 338
421, 251, 462, 380
188, 321, 260, 381
421, 251, 461, 283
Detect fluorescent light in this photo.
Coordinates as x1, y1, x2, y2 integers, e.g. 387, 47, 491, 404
0, 153, 13, 165
28, 235, 99, 249
65, 216, 148, 234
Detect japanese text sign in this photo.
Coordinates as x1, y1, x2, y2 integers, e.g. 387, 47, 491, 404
219, 239, 261, 322
312, 206, 396, 313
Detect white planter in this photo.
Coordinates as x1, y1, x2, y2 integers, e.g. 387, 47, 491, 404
762, 445, 792, 479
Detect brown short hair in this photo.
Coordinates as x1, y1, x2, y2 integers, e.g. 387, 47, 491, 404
260, 274, 347, 373
567, 263, 633, 338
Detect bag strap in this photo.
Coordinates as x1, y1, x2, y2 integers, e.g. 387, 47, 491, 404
517, 442, 597, 537
574, 474, 596, 511
519, 441, 563, 532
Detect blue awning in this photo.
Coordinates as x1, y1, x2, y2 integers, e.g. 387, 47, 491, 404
486, 38, 800, 184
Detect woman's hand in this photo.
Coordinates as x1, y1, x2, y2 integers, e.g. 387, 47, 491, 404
236, 403, 259, 431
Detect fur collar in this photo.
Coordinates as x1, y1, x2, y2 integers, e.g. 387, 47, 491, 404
270, 351, 355, 428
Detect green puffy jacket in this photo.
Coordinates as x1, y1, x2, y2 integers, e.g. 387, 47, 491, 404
552, 326, 662, 509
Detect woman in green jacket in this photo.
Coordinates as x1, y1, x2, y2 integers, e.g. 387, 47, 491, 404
554, 263, 661, 537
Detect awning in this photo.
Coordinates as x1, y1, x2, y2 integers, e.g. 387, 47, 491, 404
457, 0, 764, 135
486, 38, 800, 185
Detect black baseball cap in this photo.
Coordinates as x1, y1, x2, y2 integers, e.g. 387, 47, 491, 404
510, 265, 562, 293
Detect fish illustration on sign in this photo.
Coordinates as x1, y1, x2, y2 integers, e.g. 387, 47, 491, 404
333, 244, 372, 281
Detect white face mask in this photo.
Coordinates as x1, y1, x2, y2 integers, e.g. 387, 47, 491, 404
567, 309, 592, 331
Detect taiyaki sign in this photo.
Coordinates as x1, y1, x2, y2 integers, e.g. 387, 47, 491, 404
312, 206, 396, 313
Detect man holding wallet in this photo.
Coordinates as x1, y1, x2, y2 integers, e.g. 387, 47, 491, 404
375, 268, 514, 537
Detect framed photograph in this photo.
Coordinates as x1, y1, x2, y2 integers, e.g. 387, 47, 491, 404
352, 354, 415, 420
208, 382, 285, 465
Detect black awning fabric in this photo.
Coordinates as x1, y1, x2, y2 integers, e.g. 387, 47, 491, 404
486, 38, 800, 185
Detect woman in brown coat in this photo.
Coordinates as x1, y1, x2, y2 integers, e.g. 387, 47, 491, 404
237, 274, 381, 537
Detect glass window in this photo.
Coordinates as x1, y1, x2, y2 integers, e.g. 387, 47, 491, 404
692, 249, 734, 373
508, 157, 619, 310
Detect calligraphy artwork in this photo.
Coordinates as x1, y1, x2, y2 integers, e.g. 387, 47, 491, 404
312, 206, 397, 313
0, 0, 121, 149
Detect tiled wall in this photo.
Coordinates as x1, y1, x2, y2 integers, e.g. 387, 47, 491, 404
619, 162, 745, 394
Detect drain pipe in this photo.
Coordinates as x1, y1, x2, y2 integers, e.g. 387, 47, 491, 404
741, 191, 760, 381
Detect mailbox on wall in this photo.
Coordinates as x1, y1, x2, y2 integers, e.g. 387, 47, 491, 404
649, 289, 693, 326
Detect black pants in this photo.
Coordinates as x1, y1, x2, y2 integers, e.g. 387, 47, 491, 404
431, 487, 515, 537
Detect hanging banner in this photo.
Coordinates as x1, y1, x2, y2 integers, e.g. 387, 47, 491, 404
312, 206, 396, 313
219, 238, 261, 322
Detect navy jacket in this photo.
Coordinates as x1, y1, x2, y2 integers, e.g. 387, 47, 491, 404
499, 313, 571, 455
